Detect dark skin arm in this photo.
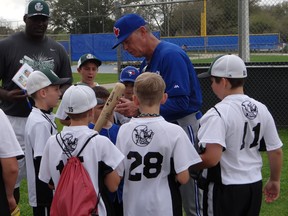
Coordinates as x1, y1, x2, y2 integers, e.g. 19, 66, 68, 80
0, 88, 27, 102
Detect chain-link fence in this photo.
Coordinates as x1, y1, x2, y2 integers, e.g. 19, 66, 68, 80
115, 0, 288, 63
115, 0, 288, 127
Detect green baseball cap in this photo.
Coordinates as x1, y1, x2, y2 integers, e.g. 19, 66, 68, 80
77, 54, 102, 68
25, 0, 50, 18
26, 68, 71, 95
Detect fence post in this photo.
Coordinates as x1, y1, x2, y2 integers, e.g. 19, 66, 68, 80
114, 1, 122, 79
238, 0, 250, 61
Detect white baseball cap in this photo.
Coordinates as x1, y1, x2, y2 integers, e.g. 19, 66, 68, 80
26, 68, 70, 95
62, 84, 97, 114
198, 54, 247, 78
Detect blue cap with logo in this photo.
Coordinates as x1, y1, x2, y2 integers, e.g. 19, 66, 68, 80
119, 66, 140, 83
112, 14, 147, 49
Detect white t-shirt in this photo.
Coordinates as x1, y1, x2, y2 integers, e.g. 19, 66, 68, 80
39, 125, 124, 216
25, 107, 57, 207
116, 116, 202, 216
0, 109, 23, 158
198, 94, 283, 185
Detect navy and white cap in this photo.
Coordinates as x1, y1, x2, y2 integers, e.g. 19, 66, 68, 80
62, 85, 97, 114
198, 54, 247, 78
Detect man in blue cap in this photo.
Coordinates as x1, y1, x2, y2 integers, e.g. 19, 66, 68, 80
0, 0, 72, 205
113, 13, 203, 216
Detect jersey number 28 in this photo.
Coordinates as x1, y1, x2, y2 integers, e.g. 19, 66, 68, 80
127, 151, 163, 181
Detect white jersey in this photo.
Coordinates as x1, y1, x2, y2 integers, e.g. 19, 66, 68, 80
39, 125, 124, 216
116, 116, 202, 216
0, 109, 23, 158
25, 107, 57, 207
198, 94, 283, 185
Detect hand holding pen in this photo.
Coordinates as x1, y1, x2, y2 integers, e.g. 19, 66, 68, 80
22, 89, 32, 110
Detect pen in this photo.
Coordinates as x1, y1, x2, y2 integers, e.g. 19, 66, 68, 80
22, 89, 32, 110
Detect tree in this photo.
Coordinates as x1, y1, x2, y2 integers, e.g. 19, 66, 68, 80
0, 18, 14, 35
48, 0, 115, 34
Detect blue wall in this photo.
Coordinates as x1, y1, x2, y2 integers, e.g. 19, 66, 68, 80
67, 33, 280, 62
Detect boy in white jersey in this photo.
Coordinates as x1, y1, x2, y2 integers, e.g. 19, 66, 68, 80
197, 54, 283, 216
56, 53, 102, 126
25, 69, 70, 216
39, 84, 124, 216
116, 72, 202, 216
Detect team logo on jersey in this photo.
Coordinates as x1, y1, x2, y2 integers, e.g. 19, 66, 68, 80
114, 27, 120, 37
61, 133, 78, 154
132, 125, 154, 147
241, 100, 258, 120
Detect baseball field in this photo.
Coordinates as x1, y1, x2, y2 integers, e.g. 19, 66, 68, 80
18, 66, 288, 215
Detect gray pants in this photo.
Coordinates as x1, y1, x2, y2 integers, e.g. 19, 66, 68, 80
173, 112, 203, 216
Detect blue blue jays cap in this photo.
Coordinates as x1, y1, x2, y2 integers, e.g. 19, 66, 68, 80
112, 14, 147, 49
120, 66, 140, 83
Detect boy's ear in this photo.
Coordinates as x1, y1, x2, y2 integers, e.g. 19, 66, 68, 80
77, 67, 81, 73
160, 93, 168, 104
133, 95, 139, 106
38, 88, 47, 98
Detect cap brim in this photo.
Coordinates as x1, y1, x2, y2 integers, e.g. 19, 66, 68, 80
112, 31, 133, 49
26, 13, 50, 18
120, 79, 135, 83
78, 59, 102, 68
51, 77, 71, 85
197, 72, 210, 78
96, 98, 105, 105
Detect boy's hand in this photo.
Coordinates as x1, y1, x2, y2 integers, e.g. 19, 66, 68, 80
263, 179, 280, 203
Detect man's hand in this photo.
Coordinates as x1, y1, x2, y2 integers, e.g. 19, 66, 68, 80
1, 89, 27, 102
115, 98, 139, 117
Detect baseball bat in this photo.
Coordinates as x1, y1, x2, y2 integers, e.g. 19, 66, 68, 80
94, 82, 125, 132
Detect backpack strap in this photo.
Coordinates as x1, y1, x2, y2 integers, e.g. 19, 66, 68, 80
56, 132, 72, 158
77, 133, 98, 157
55, 132, 98, 158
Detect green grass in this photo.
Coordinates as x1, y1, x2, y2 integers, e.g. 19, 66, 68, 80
72, 72, 118, 84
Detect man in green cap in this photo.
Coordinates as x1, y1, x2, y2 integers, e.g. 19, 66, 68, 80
0, 0, 72, 205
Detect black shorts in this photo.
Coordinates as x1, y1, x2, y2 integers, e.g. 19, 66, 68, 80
203, 180, 262, 216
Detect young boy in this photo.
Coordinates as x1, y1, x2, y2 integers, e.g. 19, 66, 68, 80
25, 69, 70, 216
56, 53, 102, 126
116, 72, 202, 216
196, 54, 283, 216
39, 84, 124, 216
115, 66, 140, 125
89, 85, 124, 216
119, 66, 140, 101
77, 53, 102, 87
0, 108, 23, 216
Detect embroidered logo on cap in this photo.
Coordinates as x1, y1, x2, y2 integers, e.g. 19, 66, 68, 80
35, 2, 44, 12
113, 27, 120, 37
86, 54, 94, 59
